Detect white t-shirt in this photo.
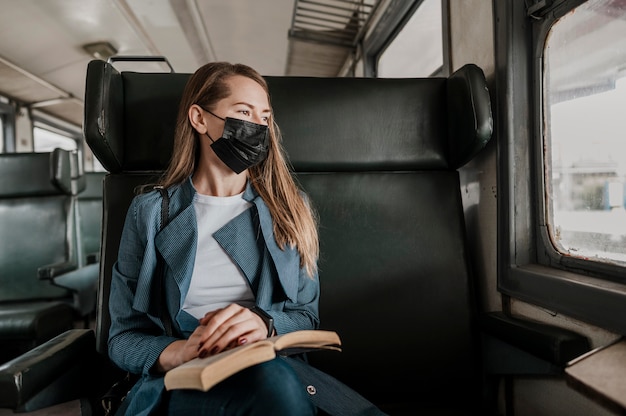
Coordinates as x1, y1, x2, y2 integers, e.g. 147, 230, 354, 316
182, 191, 255, 319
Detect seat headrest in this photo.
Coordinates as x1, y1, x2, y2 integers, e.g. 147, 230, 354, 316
84, 60, 492, 173
0, 149, 72, 197
84, 60, 188, 173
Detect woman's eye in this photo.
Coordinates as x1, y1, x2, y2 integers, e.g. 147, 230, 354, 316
261, 116, 269, 123
239, 110, 250, 116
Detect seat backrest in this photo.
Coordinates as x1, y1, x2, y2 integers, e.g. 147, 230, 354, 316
84, 60, 492, 412
0, 149, 75, 302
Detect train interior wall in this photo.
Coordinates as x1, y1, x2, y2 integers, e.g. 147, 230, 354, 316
1, 2, 622, 415
450, 1, 618, 415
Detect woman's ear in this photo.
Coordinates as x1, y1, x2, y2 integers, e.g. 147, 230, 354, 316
188, 104, 208, 134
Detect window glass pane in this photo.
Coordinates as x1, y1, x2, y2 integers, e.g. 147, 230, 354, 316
378, 0, 442, 77
0, 116, 4, 153
33, 126, 77, 152
85, 148, 107, 172
544, 0, 626, 265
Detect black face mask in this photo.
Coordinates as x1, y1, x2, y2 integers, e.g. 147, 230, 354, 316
202, 109, 269, 174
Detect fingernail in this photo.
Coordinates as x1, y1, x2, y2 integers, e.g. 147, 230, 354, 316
211, 346, 219, 355
239, 338, 247, 345
199, 350, 208, 359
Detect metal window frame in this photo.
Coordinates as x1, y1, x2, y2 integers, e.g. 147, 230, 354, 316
495, 0, 626, 334
0, 100, 16, 153
361, 0, 449, 78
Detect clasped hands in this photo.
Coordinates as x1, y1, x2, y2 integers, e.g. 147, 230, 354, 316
157, 303, 270, 372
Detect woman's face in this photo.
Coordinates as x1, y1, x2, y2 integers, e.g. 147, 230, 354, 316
206, 75, 271, 141
191, 74, 271, 174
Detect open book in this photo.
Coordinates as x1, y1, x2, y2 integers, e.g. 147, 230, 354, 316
164, 329, 341, 391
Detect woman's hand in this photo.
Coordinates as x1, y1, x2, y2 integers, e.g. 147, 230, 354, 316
197, 304, 269, 358
156, 323, 211, 372
156, 304, 270, 372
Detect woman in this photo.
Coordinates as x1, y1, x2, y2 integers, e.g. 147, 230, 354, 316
108, 62, 385, 416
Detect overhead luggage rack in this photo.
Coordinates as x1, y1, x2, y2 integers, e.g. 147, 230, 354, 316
289, 0, 378, 47
286, 0, 381, 76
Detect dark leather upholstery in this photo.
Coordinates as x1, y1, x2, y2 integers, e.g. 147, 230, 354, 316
0, 150, 76, 362
482, 311, 591, 367
83, 60, 492, 414
0, 302, 73, 364
0, 329, 95, 410
84, 63, 491, 174
266, 73, 492, 410
0, 148, 104, 364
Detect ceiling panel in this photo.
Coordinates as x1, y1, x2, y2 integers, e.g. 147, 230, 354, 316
195, 0, 294, 76
0, 0, 363, 128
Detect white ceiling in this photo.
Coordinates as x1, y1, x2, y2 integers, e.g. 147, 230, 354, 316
0, 0, 296, 126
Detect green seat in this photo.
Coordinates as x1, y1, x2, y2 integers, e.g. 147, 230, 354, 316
0, 150, 76, 362
75, 172, 105, 267
0, 149, 100, 363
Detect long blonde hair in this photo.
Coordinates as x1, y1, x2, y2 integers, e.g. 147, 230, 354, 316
159, 62, 319, 277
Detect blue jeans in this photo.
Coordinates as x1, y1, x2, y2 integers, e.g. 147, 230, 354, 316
165, 357, 316, 415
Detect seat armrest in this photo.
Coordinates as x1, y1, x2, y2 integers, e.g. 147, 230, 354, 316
0, 329, 96, 410
40, 264, 100, 317
37, 261, 78, 280
481, 311, 591, 366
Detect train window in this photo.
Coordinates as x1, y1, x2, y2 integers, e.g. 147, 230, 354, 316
33, 126, 77, 152
497, 0, 626, 334
377, 0, 442, 77
87, 149, 106, 172
544, 0, 626, 268
0, 100, 12, 153
0, 115, 4, 153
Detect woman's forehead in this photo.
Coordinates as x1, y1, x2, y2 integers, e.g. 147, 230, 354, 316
221, 75, 270, 108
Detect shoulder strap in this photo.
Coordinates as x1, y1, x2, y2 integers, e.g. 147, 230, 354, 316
158, 186, 170, 229
155, 186, 173, 337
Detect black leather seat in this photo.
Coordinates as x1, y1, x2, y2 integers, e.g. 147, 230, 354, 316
0, 148, 103, 365
83, 60, 493, 414
0, 60, 591, 415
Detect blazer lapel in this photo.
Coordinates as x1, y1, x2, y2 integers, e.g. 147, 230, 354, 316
155, 203, 197, 294
249, 193, 300, 302
148, 180, 300, 310
214, 208, 263, 291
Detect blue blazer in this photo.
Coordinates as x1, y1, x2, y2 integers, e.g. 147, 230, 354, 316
108, 177, 320, 415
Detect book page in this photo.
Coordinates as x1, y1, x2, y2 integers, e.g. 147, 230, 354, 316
271, 330, 341, 351
164, 340, 275, 391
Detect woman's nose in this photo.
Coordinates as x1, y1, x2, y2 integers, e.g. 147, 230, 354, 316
252, 112, 268, 125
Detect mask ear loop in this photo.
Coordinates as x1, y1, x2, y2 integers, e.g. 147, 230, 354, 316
198, 105, 225, 122
196, 105, 223, 144
206, 109, 225, 121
